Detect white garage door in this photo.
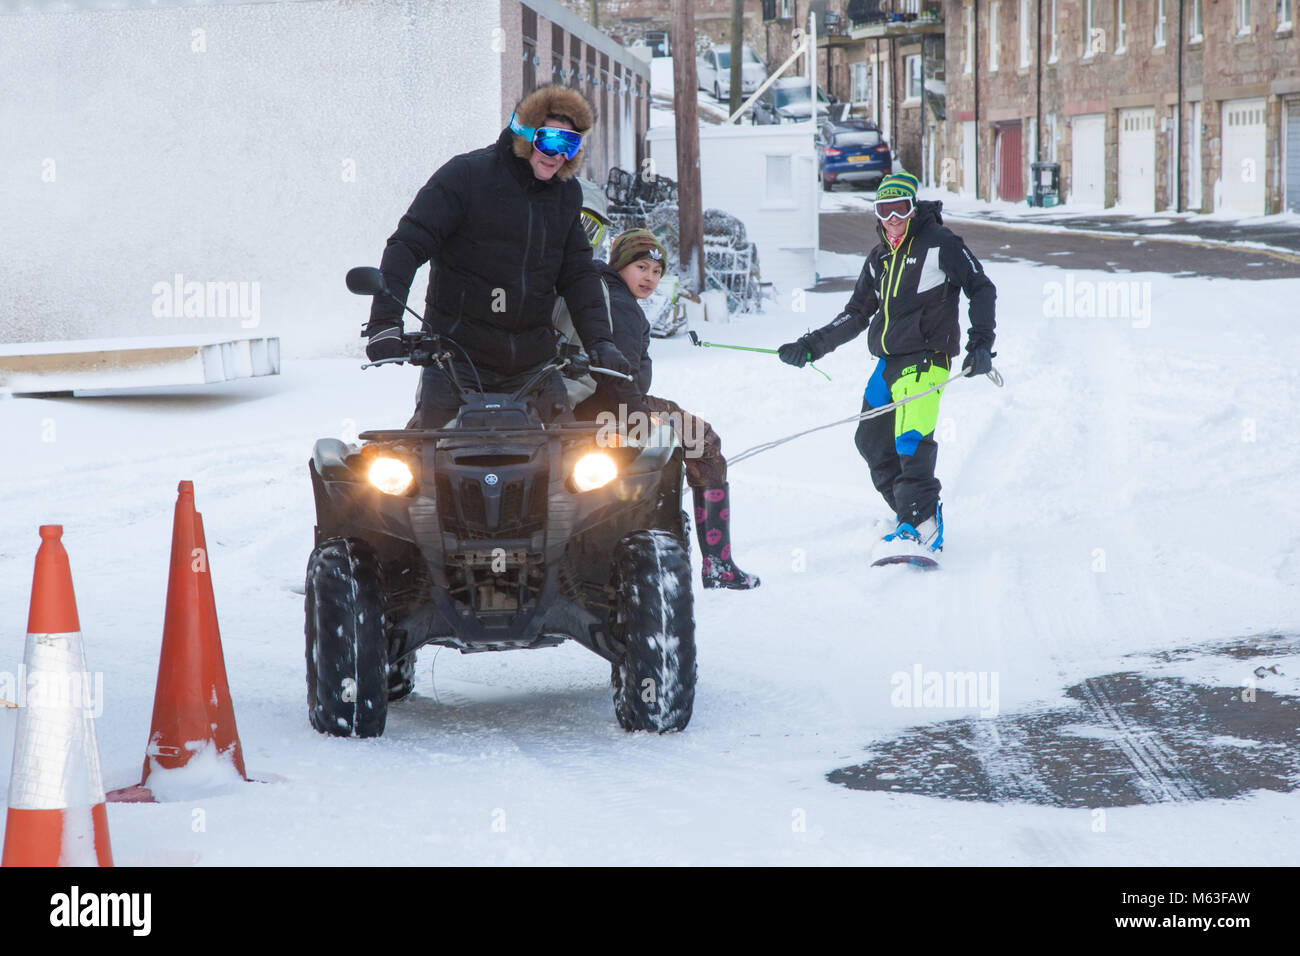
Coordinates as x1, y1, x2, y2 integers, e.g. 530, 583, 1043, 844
1070, 113, 1105, 206
962, 120, 976, 196
1288, 98, 1300, 214
1117, 108, 1155, 211
1188, 100, 1203, 211
1221, 98, 1266, 216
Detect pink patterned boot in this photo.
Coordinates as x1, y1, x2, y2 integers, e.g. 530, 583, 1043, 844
693, 484, 761, 590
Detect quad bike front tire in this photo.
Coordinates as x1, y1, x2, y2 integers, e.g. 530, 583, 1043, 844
611, 531, 697, 733
305, 537, 389, 738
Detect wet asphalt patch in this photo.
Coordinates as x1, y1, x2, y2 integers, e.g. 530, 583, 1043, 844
829, 635, 1300, 807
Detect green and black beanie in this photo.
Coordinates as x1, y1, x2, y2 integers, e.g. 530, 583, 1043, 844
875, 171, 920, 201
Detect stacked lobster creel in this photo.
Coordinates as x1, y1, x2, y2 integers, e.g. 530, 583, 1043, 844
602, 166, 767, 336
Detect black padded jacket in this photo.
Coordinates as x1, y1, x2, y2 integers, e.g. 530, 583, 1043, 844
805, 200, 996, 363
365, 128, 614, 376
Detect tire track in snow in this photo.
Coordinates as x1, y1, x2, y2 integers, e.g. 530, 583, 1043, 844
1077, 676, 1208, 803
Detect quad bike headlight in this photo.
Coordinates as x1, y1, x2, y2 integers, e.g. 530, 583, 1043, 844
368, 456, 414, 495
572, 451, 618, 492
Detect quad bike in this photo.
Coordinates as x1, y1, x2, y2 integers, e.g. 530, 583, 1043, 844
304, 267, 696, 738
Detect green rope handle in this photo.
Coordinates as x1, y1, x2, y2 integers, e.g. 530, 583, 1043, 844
691, 338, 831, 381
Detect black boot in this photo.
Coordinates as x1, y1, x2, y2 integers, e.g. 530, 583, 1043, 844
693, 484, 760, 590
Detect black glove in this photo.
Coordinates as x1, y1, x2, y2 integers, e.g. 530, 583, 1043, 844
962, 347, 995, 376
589, 341, 633, 376
365, 327, 406, 362
778, 334, 819, 368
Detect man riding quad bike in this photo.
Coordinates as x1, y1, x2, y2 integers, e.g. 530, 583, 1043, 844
304, 267, 697, 737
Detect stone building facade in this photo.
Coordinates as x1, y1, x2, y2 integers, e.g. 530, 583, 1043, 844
809, 0, 1299, 213
553, 0, 769, 57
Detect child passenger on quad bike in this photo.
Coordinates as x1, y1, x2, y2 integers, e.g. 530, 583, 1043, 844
554, 225, 760, 591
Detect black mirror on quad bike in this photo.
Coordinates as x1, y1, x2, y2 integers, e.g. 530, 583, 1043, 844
346, 267, 390, 297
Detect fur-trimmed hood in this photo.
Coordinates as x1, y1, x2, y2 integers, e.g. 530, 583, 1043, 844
509, 84, 595, 181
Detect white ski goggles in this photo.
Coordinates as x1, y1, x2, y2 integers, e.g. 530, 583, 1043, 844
874, 197, 915, 220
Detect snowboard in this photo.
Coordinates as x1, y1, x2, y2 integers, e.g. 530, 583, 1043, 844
871, 553, 940, 570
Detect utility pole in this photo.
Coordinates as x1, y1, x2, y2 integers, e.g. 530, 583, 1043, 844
729, 0, 744, 117
672, 0, 705, 296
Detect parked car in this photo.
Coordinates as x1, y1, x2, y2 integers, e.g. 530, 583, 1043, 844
816, 122, 892, 191
752, 76, 833, 124
696, 44, 767, 101
818, 117, 879, 143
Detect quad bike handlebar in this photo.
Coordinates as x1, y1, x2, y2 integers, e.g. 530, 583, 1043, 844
348, 264, 633, 408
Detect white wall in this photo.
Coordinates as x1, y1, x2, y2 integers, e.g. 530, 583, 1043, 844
646, 121, 818, 297
1, 0, 503, 357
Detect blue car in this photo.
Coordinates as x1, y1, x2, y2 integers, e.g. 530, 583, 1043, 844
817, 122, 892, 192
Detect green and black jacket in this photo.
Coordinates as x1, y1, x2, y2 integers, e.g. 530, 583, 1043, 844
806, 200, 996, 363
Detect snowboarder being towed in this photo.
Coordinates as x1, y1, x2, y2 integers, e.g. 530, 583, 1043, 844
778, 172, 997, 561
363, 85, 634, 428
555, 227, 760, 590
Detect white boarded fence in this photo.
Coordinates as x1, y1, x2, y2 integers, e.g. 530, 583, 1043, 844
645, 121, 820, 299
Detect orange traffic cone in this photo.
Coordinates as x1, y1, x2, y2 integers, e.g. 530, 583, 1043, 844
2, 526, 113, 867
112, 481, 246, 802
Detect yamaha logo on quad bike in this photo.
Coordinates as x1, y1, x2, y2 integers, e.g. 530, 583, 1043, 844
484, 473, 499, 486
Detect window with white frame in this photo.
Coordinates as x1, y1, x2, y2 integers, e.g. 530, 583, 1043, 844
1019, 0, 1032, 66
906, 55, 922, 100
989, 2, 999, 71
765, 154, 793, 203
1115, 0, 1127, 52
1154, 0, 1166, 45
1236, 0, 1251, 35
1083, 0, 1096, 58
779, 0, 794, 19
1280, 0, 1293, 30
851, 61, 871, 103
1189, 0, 1203, 39
1049, 0, 1059, 61
964, 4, 974, 74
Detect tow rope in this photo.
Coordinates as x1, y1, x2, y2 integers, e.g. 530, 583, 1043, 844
728, 367, 1004, 466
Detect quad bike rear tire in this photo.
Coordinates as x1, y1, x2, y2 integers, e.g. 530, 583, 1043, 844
610, 531, 696, 732
305, 537, 389, 738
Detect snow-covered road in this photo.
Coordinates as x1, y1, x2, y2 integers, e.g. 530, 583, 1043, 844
2, 255, 1297, 865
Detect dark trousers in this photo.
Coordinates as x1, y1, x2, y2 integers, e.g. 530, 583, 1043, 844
411, 359, 574, 429
853, 352, 950, 526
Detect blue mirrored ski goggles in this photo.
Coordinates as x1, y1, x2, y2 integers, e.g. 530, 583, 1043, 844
509, 112, 584, 160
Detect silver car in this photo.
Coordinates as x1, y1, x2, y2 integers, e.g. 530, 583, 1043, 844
696, 44, 767, 102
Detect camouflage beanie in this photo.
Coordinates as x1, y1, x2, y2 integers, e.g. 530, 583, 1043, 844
609, 229, 668, 272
